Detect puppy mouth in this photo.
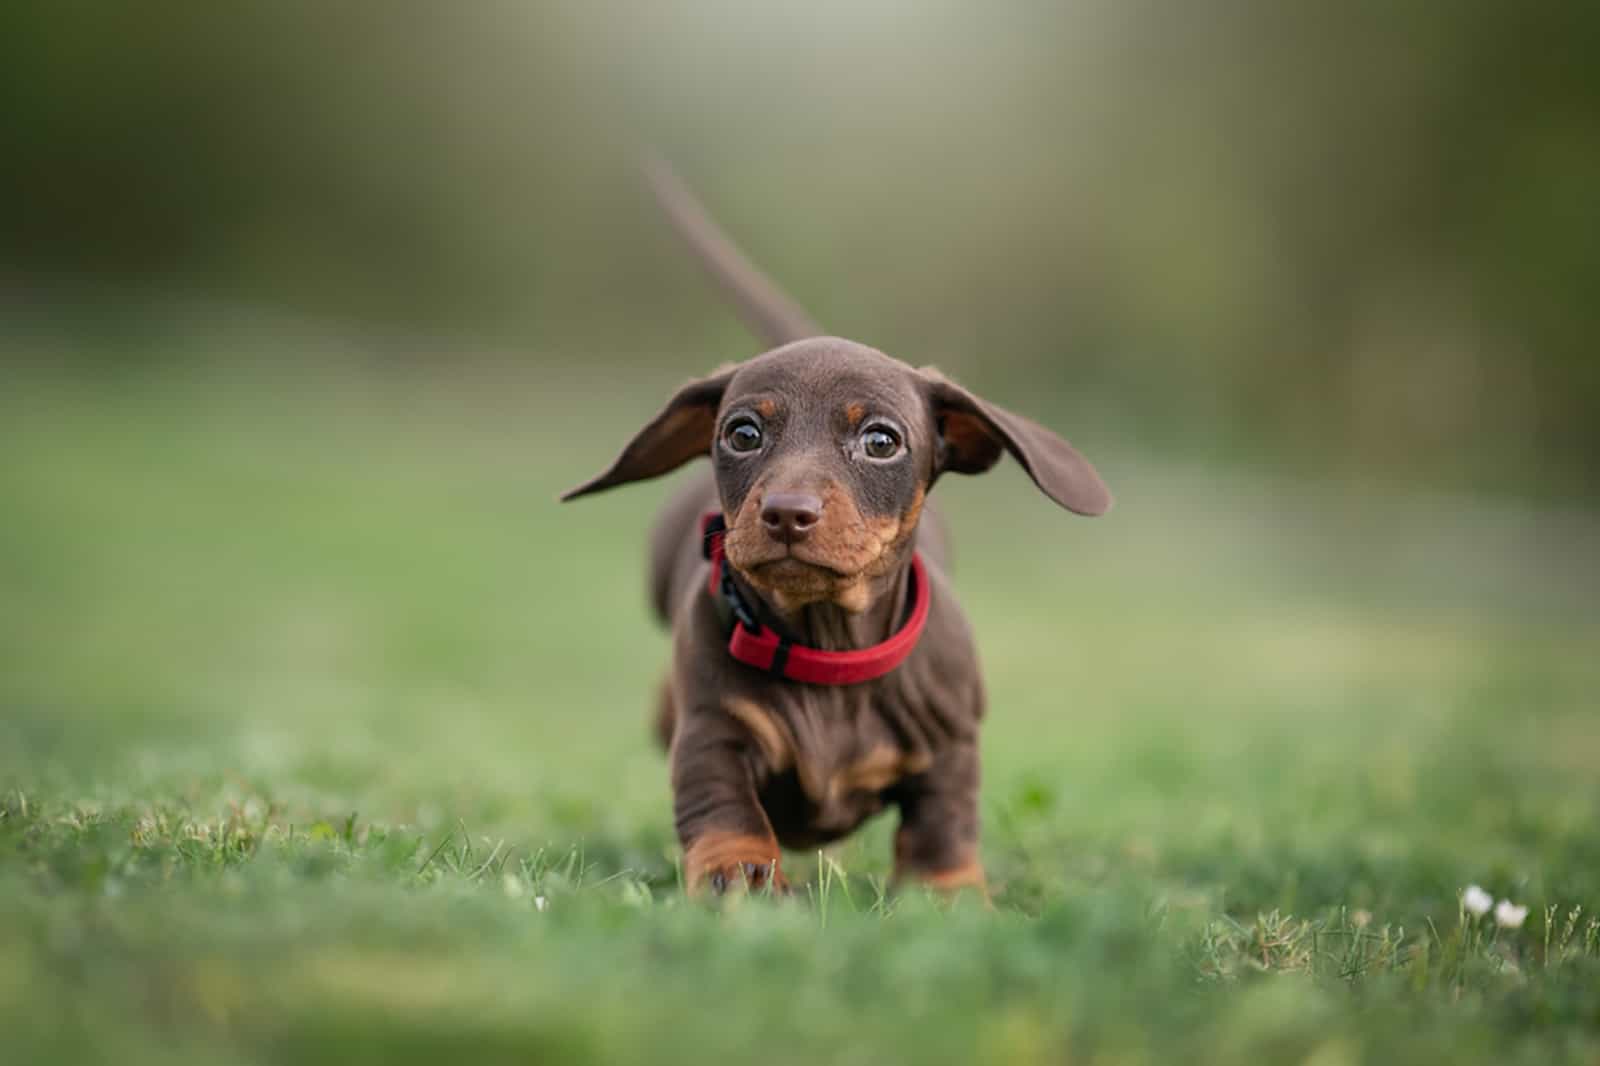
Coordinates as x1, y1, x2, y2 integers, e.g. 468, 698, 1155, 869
729, 547, 889, 613
745, 552, 853, 581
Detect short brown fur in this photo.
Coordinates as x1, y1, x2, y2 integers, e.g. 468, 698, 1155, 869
564, 160, 1112, 899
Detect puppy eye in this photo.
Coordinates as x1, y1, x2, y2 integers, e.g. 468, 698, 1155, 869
723, 418, 763, 453
860, 425, 902, 460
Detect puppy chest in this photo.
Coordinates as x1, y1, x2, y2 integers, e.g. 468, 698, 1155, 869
728, 696, 932, 841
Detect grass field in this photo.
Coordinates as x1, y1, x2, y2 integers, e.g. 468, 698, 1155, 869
3, 348, 1599, 1064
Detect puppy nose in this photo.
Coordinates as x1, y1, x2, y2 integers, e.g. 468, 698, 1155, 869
760, 493, 823, 545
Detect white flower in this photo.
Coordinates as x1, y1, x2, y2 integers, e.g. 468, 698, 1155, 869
1462, 885, 1493, 916
1495, 900, 1528, 929
534, 895, 549, 912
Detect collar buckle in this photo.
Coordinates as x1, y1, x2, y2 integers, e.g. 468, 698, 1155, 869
719, 564, 761, 633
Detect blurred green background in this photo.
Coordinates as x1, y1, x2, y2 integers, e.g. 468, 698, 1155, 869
4, 4, 1600, 1064
4, 1, 1598, 496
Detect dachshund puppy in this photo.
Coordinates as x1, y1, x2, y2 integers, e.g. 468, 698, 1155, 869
563, 162, 1111, 896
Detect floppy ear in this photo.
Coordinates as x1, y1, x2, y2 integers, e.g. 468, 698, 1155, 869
560, 367, 736, 501
922, 370, 1112, 516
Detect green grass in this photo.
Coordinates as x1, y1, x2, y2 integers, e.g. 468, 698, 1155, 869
3, 351, 1599, 1065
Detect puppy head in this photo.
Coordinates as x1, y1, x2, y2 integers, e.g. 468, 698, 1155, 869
563, 337, 1111, 610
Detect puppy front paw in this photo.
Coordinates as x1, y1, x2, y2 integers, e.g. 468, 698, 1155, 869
893, 858, 991, 905
683, 832, 788, 896
702, 859, 789, 896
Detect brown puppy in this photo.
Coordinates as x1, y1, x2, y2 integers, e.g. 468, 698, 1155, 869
563, 162, 1111, 897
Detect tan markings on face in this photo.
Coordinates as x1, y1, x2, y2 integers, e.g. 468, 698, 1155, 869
831, 580, 871, 613
754, 399, 778, 419
898, 484, 926, 540
723, 482, 925, 611
683, 830, 784, 895
843, 402, 866, 427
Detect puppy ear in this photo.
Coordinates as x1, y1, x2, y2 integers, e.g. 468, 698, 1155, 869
560, 367, 736, 501
922, 370, 1112, 516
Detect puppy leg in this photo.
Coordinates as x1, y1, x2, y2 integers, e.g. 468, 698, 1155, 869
890, 741, 989, 901
671, 714, 788, 896
652, 674, 677, 750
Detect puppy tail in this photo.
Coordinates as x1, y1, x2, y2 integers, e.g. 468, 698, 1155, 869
643, 154, 821, 348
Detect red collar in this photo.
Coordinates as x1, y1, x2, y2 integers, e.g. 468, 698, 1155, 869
700, 513, 930, 686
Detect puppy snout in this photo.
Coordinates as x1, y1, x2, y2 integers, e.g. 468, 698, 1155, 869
760, 492, 823, 545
